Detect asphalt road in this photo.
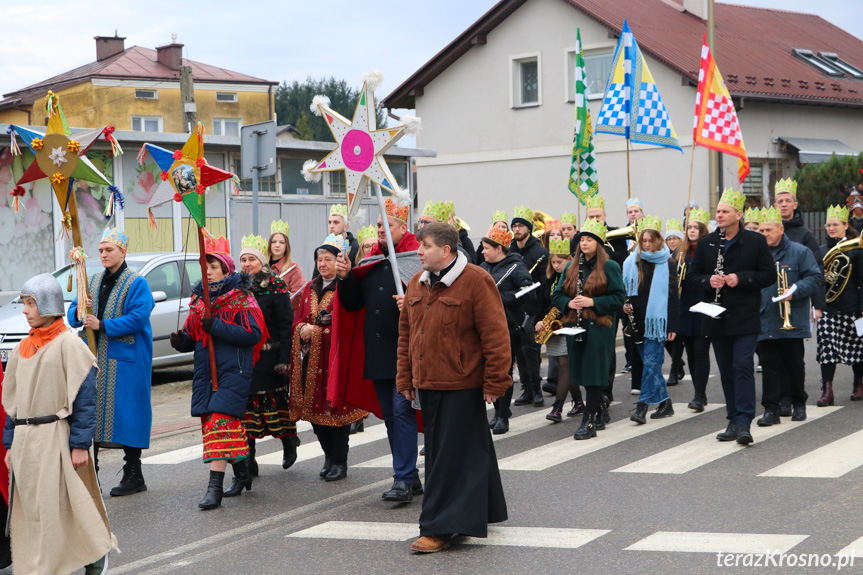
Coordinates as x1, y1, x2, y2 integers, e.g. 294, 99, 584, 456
7, 341, 863, 574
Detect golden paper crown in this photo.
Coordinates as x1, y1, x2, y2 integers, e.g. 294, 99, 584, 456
100, 228, 129, 250
270, 219, 290, 237
637, 215, 661, 234
688, 208, 710, 227
329, 204, 348, 218
422, 200, 455, 223
491, 210, 508, 223
827, 204, 850, 223
512, 206, 533, 223
665, 218, 682, 233
585, 195, 605, 211
357, 224, 377, 244
760, 206, 782, 225
385, 198, 410, 222
560, 212, 578, 225
743, 207, 762, 224
549, 237, 571, 256
545, 219, 562, 231
718, 188, 746, 211
484, 225, 514, 248
580, 218, 607, 243
204, 235, 231, 255
775, 178, 798, 197
241, 234, 268, 255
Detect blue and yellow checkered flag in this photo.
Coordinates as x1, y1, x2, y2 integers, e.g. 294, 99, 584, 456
596, 20, 682, 153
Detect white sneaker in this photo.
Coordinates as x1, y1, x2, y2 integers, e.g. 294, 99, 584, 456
630, 388, 641, 395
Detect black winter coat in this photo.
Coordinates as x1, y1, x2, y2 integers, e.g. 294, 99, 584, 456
481, 252, 539, 343
459, 229, 477, 264
248, 271, 294, 394
688, 228, 775, 337
783, 208, 826, 309
510, 235, 549, 285
820, 238, 863, 316
677, 247, 704, 337
629, 259, 680, 340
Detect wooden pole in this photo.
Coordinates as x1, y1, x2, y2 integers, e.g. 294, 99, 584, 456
687, 144, 696, 208
626, 140, 632, 200
67, 190, 97, 356
198, 226, 220, 392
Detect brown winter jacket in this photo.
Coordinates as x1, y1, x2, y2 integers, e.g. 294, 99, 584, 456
396, 252, 513, 397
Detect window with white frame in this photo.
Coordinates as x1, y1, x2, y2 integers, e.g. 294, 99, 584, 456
135, 89, 158, 100
213, 118, 242, 137
131, 115, 162, 132
511, 53, 541, 107
216, 92, 238, 103
232, 157, 277, 192
566, 49, 614, 101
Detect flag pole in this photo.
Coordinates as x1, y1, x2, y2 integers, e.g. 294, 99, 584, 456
687, 144, 696, 208
577, 161, 582, 224
626, 140, 632, 200
197, 226, 220, 392
374, 183, 404, 296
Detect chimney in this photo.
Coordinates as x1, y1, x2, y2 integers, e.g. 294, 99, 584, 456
94, 34, 126, 61
156, 42, 184, 71
683, 0, 708, 20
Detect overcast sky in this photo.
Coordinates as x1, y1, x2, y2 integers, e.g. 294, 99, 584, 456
2, 0, 860, 107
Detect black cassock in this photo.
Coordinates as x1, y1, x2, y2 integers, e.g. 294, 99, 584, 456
418, 387, 508, 538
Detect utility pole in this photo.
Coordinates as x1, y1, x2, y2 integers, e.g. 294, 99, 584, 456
179, 63, 197, 133
707, 0, 720, 210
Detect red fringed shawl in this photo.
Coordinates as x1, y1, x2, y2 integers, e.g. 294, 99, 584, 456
186, 288, 270, 364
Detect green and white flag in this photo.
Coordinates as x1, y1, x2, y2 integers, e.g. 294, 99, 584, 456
568, 28, 599, 204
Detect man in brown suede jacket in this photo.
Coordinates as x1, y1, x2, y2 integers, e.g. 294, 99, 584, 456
397, 221, 511, 554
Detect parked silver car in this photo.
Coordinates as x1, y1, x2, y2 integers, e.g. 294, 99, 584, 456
0, 252, 203, 371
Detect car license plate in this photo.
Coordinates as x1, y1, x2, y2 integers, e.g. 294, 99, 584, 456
0, 350, 7, 363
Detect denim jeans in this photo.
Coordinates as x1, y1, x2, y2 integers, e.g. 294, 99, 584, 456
636, 339, 669, 405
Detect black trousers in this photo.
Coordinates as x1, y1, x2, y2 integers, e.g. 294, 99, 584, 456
712, 334, 758, 427
758, 338, 808, 411
664, 338, 684, 373
494, 335, 520, 420
516, 339, 541, 390
604, 314, 621, 399
312, 423, 350, 466
585, 386, 605, 414
680, 335, 711, 395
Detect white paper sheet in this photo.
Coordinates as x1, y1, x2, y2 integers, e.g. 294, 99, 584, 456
855, 318, 863, 338
772, 283, 798, 303
553, 327, 586, 336
690, 302, 726, 318
515, 282, 541, 299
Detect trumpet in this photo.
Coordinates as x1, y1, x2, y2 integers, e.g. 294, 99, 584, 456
535, 308, 563, 344
776, 262, 795, 331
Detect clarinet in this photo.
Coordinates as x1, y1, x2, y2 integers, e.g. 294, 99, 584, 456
713, 228, 726, 305
575, 253, 584, 342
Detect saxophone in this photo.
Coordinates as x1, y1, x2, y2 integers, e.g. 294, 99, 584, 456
535, 307, 563, 344
713, 227, 726, 305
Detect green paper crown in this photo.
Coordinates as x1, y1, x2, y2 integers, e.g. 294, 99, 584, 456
491, 210, 508, 223
585, 195, 605, 211
688, 208, 710, 227
665, 218, 682, 233
329, 204, 348, 218
775, 178, 798, 197
580, 218, 607, 243
560, 212, 578, 225
357, 224, 377, 244
241, 234, 268, 255
270, 219, 290, 237
827, 204, 849, 223
637, 215, 661, 235
718, 188, 746, 211
422, 200, 455, 223
549, 237, 571, 256
513, 205, 533, 222
760, 206, 782, 225
744, 207, 762, 224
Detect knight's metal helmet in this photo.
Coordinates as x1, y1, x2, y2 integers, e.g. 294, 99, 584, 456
19, 273, 65, 317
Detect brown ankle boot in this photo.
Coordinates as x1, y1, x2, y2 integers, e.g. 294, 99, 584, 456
817, 381, 834, 407
852, 377, 863, 401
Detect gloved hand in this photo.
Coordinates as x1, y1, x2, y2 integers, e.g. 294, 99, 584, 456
201, 317, 216, 332
274, 363, 289, 375
169, 332, 184, 350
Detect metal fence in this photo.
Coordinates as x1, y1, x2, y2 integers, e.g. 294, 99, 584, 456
803, 211, 827, 245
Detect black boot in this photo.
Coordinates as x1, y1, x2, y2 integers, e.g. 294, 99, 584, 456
546, 399, 564, 423
492, 416, 509, 435
324, 463, 348, 481
350, 418, 365, 434
109, 459, 147, 497
541, 380, 557, 396
650, 399, 674, 419
247, 438, 259, 477
687, 392, 706, 412
630, 402, 648, 425
573, 412, 596, 440
281, 435, 299, 470
488, 414, 500, 429
223, 460, 253, 497
532, 382, 545, 407
716, 423, 739, 442
198, 470, 225, 510
595, 394, 611, 430
513, 386, 533, 406
319, 457, 333, 478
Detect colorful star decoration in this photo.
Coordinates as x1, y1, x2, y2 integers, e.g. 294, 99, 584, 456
302, 72, 420, 218
139, 123, 235, 230
9, 91, 121, 210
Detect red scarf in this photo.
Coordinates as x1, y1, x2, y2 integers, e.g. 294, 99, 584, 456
186, 288, 269, 364
366, 232, 419, 258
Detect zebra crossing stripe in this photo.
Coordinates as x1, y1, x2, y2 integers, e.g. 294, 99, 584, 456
287, 521, 610, 548
498, 404, 723, 471
759, 427, 863, 478
257, 421, 390, 466
836, 537, 863, 558
612, 406, 841, 475
625, 531, 808, 554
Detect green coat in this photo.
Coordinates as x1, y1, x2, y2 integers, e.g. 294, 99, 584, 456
551, 257, 625, 388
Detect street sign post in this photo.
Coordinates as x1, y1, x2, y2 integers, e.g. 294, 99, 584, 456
240, 121, 277, 235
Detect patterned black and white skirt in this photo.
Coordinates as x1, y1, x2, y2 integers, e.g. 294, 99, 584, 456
545, 334, 568, 357
817, 311, 863, 364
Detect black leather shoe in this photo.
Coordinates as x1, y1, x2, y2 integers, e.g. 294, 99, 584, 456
282, 435, 300, 470
736, 426, 754, 445
532, 385, 545, 407
513, 389, 533, 406
541, 381, 557, 396
492, 417, 509, 435
223, 460, 253, 497
488, 415, 499, 429
677, 363, 686, 381
382, 480, 412, 502
716, 423, 739, 441
319, 457, 333, 478
350, 419, 365, 434
687, 393, 706, 412
412, 476, 424, 495
791, 405, 807, 421
324, 463, 347, 481
110, 460, 147, 497
198, 470, 225, 510
630, 402, 648, 425
779, 398, 793, 417
650, 399, 674, 419
666, 372, 679, 386
757, 410, 781, 427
